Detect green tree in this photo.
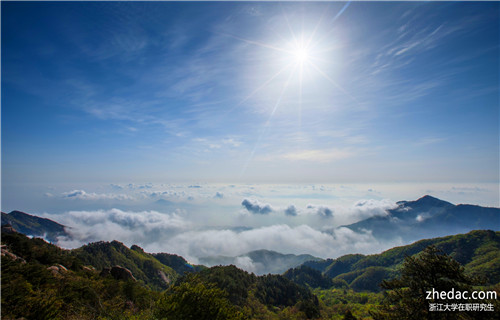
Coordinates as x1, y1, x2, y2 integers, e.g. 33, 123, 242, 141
372, 245, 497, 320
343, 310, 357, 320
155, 274, 244, 320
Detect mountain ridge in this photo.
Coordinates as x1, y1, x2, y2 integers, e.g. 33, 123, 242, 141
342, 194, 499, 242
291, 229, 500, 292
1, 210, 70, 243
3, 195, 499, 277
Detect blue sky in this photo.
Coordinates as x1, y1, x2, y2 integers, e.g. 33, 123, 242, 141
1, 2, 499, 259
3, 1, 498, 185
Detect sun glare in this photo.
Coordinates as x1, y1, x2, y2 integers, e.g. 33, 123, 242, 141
293, 47, 310, 64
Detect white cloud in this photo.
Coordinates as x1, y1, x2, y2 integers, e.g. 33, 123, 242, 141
223, 138, 242, 147
306, 204, 334, 218
127, 183, 153, 190
351, 199, 396, 220
61, 190, 133, 201
416, 214, 428, 222
234, 256, 260, 274
46, 209, 190, 248
284, 204, 298, 216
39, 194, 404, 268
163, 224, 402, 264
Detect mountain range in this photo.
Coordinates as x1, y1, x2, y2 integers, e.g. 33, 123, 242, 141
342, 195, 499, 242
2, 195, 499, 276
3, 224, 499, 294
290, 229, 500, 292
2, 195, 499, 319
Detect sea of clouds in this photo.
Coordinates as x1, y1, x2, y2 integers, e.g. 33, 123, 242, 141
36, 183, 408, 265
29, 182, 497, 269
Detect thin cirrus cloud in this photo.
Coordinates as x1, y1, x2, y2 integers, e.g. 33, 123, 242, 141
61, 190, 133, 201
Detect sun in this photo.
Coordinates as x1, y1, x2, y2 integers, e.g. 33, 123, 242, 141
293, 46, 310, 64
285, 36, 313, 67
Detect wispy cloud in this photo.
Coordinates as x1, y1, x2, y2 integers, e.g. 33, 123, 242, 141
61, 190, 133, 201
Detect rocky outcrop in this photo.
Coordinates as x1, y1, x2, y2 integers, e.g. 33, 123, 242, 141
158, 270, 171, 285
1, 244, 26, 264
100, 266, 136, 281
47, 264, 68, 276
82, 266, 96, 273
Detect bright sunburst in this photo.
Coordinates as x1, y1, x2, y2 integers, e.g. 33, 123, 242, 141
221, 5, 356, 176
288, 37, 312, 66
293, 47, 309, 64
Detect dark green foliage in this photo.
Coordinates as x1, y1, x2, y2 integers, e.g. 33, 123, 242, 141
155, 274, 244, 320
314, 288, 384, 319
2, 233, 324, 319
1, 232, 78, 268
298, 230, 500, 292
332, 269, 366, 286
255, 274, 320, 317
152, 251, 205, 274
372, 245, 498, 320
284, 265, 332, 289
178, 265, 321, 318
331, 278, 349, 289
1, 259, 63, 319
197, 265, 257, 305
4, 227, 499, 319
343, 310, 357, 320
349, 267, 395, 292
72, 240, 177, 290
1, 250, 160, 319
324, 254, 365, 278
302, 258, 335, 272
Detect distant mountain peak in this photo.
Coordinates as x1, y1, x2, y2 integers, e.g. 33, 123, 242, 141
418, 194, 440, 201
343, 196, 498, 242
1, 210, 69, 243
397, 195, 454, 210
417, 194, 452, 204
